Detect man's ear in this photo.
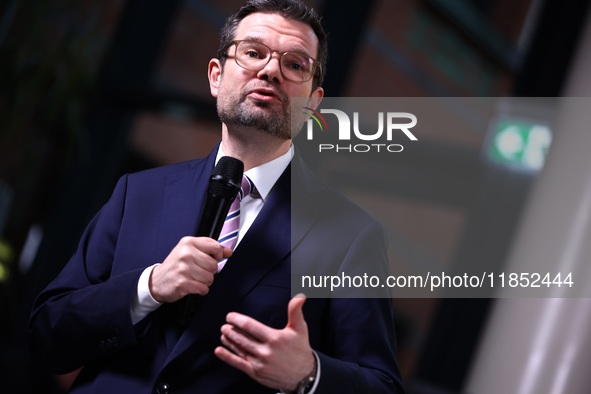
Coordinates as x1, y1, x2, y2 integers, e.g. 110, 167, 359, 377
307, 86, 324, 110
208, 58, 222, 98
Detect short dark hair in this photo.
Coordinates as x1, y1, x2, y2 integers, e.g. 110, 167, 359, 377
217, 0, 327, 88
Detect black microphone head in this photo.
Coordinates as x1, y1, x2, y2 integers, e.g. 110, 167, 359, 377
209, 156, 244, 198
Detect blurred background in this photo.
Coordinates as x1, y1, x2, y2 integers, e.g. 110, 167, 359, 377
2, 0, 591, 393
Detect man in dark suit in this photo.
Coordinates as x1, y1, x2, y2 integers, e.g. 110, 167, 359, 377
28, 0, 404, 393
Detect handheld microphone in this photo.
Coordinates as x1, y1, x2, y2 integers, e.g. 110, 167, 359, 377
197, 156, 244, 238
180, 156, 244, 324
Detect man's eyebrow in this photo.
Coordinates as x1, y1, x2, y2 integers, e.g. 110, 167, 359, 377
238, 36, 312, 56
238, 35, 264, 43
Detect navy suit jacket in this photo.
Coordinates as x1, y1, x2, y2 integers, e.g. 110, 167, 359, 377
29, 147, 404, 393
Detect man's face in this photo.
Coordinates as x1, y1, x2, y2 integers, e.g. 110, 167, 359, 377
209, 12, 324, 140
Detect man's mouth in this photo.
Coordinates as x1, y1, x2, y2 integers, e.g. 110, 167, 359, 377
247, 87, 284, 103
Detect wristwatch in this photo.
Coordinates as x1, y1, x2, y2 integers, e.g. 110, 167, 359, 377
294, 354, 318, 394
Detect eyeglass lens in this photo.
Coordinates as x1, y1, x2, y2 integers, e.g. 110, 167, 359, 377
234, 40, 315, 82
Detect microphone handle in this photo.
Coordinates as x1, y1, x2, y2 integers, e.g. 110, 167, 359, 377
179, 194, 236, 325
196, 195, 234, 238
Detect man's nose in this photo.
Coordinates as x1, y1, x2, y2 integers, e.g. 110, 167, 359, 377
257, 54, 283, 83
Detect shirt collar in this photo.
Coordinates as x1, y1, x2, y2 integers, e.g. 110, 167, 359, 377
215, 143, 293, 201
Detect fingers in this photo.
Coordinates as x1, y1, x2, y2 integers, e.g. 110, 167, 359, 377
221, 245, 233, 260
215, 296, 313, 391
219, 329, 247, 358
286, 293, 307, 331
214, 345, 252, 373
225, 312, 273, 342
222, 294, 309, 346
219, 295, 309, 361
168, 236, 221, 274
220, 323, 265, 357
180, 236, 228, 264
216, 320, 270, 382
149, 236, 230, 303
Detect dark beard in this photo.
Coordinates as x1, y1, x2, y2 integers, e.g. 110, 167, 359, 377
217, 94, 291, 140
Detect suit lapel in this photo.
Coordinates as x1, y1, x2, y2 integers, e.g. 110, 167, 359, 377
158, 149, 217, 256
289, 153, 328, 251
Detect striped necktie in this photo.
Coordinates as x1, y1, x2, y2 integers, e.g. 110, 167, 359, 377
217, 174, 255, 271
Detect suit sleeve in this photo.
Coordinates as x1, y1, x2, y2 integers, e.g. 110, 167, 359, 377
312, 220, 405, 393
28, 175, 143, 374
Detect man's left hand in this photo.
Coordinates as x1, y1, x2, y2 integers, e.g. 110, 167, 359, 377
214, 294, 315, 392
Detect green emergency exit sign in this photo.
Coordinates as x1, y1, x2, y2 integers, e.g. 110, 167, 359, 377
489, 118, 552, 171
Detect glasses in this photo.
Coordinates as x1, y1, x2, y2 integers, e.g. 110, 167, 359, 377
223, 40, 319, 83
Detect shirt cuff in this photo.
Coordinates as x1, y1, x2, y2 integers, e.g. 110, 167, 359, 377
130, 264, 162, 325
278, 350, 320, 394
307, 351, 321, 394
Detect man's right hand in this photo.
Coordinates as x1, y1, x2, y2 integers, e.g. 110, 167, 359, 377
149, 236, 232, 303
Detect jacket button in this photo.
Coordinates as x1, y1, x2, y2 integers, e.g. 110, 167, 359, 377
155, 382, 170, 394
